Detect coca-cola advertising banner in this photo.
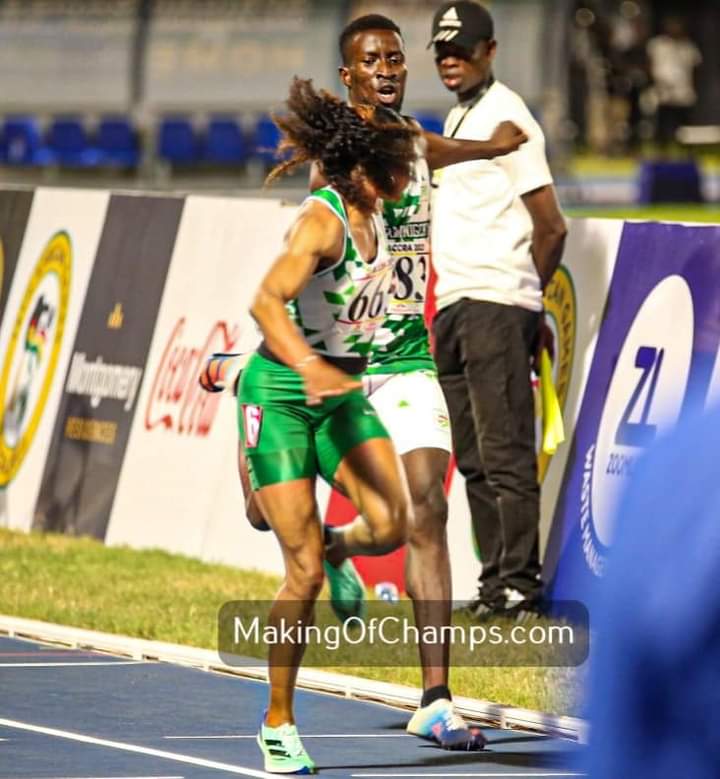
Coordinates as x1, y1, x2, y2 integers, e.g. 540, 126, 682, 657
105, 195, 296, 572
33, 194, 184, 539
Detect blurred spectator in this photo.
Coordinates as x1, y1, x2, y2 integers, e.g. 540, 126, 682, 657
647, 17, 702, 149
607, 4, 650, 152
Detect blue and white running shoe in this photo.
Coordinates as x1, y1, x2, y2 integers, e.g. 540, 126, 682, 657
406, 698, 486, 750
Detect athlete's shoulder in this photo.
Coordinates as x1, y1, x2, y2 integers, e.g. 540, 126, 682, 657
290, 195, 345, 250
302, 187, 347, 222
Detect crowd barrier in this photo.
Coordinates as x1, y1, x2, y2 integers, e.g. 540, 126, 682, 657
1, 186, 718, 602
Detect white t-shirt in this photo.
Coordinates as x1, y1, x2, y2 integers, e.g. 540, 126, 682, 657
432, 80, 553, 313
647, 35, 702, 107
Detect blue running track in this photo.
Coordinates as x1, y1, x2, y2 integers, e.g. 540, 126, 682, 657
0, 635, 585, 778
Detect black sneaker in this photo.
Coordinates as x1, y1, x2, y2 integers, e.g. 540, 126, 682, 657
462, 595, 507, 621
505, 597, 545, 623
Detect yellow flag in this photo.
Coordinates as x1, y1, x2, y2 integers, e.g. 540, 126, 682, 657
540, 349, 565, 455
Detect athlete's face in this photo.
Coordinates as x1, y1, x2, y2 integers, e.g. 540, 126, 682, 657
434, 39, 497, 102
340, 30, 407, 112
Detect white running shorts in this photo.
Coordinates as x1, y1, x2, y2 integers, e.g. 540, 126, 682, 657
363, 370, 452, 455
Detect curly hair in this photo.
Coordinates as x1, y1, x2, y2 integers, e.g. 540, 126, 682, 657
266, 78, 419, 213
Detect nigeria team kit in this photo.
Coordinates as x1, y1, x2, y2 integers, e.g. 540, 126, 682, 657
238, 160, 451, 488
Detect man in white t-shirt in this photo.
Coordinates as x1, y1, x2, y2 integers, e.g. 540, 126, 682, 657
428, 1, 567, 618
647, 16, 702, 147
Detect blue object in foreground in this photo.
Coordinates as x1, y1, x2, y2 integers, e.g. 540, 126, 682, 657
586, 408, 720, 778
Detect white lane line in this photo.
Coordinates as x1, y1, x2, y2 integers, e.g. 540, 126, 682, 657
165, 733, 410, 739
351, 774, 586, 778
0, 718, 277, 778
0, 661, 144, 667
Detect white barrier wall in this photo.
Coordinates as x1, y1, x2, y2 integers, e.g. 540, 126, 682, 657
3, 186, 713, 601
106, 196, 296, 574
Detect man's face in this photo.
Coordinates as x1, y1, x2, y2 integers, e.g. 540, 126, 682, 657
340, 29, 407, 111
434, 39, 496, 99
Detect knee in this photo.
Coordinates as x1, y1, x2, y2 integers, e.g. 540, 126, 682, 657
407, 482, 448, 547
285, 554, 325, 600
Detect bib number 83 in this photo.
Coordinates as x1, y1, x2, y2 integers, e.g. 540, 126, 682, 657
394, 255, 427, 302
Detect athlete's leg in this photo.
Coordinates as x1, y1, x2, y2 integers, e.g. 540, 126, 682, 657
401, 446, 451, 691
326, 437, 410, 563
252, 478, 324, 728
363, 372, 453, 687
237, 443, 270, 531
402, 444, 485, 750
363, 372, 484, 748
236, 354, 321, 772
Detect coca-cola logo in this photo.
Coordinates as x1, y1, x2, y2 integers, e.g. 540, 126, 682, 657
145, 318, 240, 436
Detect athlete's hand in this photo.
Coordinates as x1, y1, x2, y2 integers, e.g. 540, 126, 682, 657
490, 121, 528, 156
298, 357, 362, 406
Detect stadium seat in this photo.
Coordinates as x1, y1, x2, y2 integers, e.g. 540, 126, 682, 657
2, 116, 55, 166
157, 117, 200, 164
637, 159, 704, 203
47, 117, 101, 166
204, 116, 248, 165
98, 117, 140, 167
413, 112, 445, 136
253, 115, 282, 165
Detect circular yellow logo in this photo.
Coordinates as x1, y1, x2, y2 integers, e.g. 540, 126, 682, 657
0, 232, 72, 487
537, 265, 576, 483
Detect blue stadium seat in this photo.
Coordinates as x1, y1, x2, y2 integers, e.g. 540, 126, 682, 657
47, 117, 101, 166
413, 112, 445, 136
253, 115, 282, 165
157, 117, 200, 164
637, 159, 703, 203
98, 117, 140, 167
2, 116, 55, 165
204, 116, 248, 164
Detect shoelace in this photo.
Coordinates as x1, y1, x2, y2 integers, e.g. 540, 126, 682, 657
277, 723, 305, 757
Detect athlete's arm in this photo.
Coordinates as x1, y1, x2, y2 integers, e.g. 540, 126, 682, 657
250, 202, 362, 403
423, 121, 527, 171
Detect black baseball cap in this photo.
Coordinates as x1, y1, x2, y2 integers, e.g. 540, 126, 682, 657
428, 1, 494, 51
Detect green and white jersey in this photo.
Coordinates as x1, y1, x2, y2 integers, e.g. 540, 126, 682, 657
286, 187, 394, 365
366, 158, 435, 375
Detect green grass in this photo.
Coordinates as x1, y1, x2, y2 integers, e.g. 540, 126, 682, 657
567, 204, 720, 223
0, 528, 581, 716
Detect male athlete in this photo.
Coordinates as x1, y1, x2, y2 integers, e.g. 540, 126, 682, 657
202, 15, 526, 751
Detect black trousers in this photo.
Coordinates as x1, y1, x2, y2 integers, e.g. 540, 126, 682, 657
433, 299, 542, 602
